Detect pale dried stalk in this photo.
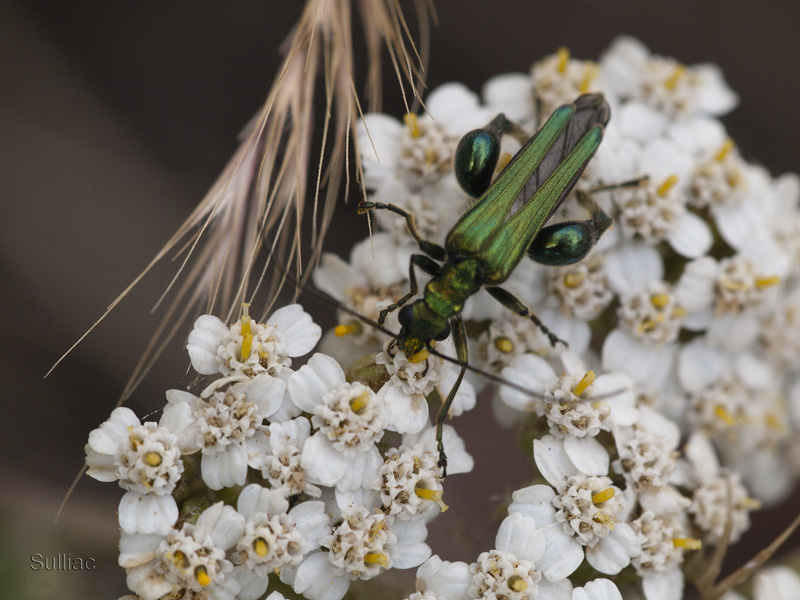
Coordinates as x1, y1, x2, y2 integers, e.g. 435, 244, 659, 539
48, 0, 432, 404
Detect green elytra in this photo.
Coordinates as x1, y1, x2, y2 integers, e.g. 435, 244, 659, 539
358, 94, 612, 474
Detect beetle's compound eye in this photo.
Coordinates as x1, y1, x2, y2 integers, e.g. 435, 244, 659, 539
398, 304, 414, 328
433, 321, 451, 341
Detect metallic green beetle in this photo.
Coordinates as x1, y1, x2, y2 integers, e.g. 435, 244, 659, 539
359, 94, 612, 473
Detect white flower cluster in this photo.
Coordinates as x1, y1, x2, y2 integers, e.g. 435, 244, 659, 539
87, 304, 474, 600
308, 36, 800, 599
90, 36, 800, 600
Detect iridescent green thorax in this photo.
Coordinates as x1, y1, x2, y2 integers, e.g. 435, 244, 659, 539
424, 260, 481, 318
396, 259, 481, 357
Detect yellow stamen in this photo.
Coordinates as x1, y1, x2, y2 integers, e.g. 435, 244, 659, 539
144, 452, 162, 467
127, 427, 140, 450
494, 337, 514, 353
720, 276, 748, 291
592, 487, 615, 504
497, 152, 512, 172
756, 275, 781, 288
170, 550, 189, 569
556, 47, 570, 73
766, 413, 783, 430
415, 486, 449, 512
240, 303, 253, 361
741, 497, 762, 511
650, 293, 670, 309
409, 348, 430, 363
350, 390, 371, 414
593, 511, 615, 529
509, 575, 528, 592
425, 146, 436, 165
573, 371, 596, 396
673, 538, 702, 550
253, 538, 269, 557
369, 519, 386, 540
672, 307, 688, 317
714, 405, 736, 426
364, 552, 390, 567
334, 323, 361, 337
714, 139, 735, 162
664, 64, 686, 90
564, 271, 585, 288
657, 175, 679, 196
579, 63, 598, 94
195, 566, 211, 587
638, 314, 665, 332
404, 112, 421, 138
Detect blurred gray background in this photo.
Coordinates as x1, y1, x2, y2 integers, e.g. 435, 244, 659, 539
3, 1, 800, 597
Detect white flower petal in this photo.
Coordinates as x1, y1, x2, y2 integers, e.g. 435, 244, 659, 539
753, 566, 800, 600
208, 504, 246, 551
539, 578, 574, 600
290, 500, 330, 548
674, 256, 717, 312
118, 491, 177, 536
574, 578, 623, 600
508, 485, 557, 525
435, 368, 476, 417
639, 139, 694, 187
242, 374, 287, 418
585, 523, 637, 574
267, 304, 321, 357
604, 242, 663, 296
676, 339, 725, 393
159, 399, 195, 439
237, 483, 289, 519
88, 407, 140, 454
706, 313, 759, 351
393, 541, 433, 570
381, 383, 429, 434
125, 563, 175, 599
666, 211, 713, 258
301, 433, 349, 487
335, 487, 382, 513
563, 436, 609, 476
201, 445, 248, 490
539, 308, 592, 355
641, 569, 684, 600
292, 551, 349, 600
187, 314, 228, 374
335, 445, 383, 492
417, 556, 472, 600
534, 436, 577, 489
668, 117, 726, 156
312, 253, 363, 301
601, 329, 674, 388
618, 102, 667, 144
232, 566, 269, 600
426, 83, 482, 132
539, 526, 584, 581
288, 353, 345, 412
118, 531, 161, 568
482, 73, 534, 122
495, 513, 545, 563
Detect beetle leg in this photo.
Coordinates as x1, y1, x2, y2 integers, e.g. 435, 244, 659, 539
485, 285, 567, 348
378, 254, 442, 323
358, 201, 446, 260
434, 316, 468, 477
